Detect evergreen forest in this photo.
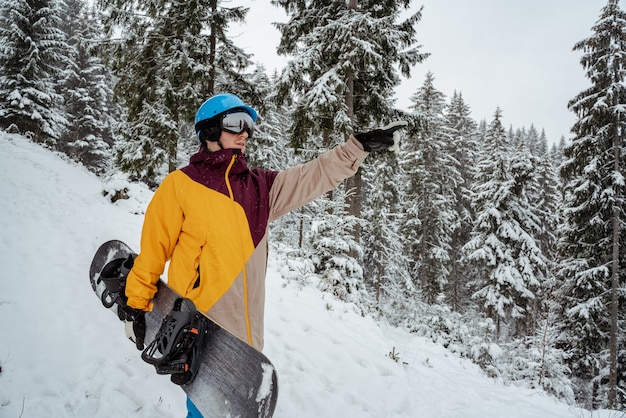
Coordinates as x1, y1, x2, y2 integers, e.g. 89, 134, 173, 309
1, 0, 625, 412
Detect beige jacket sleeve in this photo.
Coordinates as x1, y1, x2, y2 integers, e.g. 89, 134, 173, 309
268, 135, 368, 221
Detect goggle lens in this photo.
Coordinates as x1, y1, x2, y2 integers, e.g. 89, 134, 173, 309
221, 112, 255, 137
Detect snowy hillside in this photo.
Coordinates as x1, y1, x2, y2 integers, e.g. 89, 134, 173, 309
0, 133, 614, 417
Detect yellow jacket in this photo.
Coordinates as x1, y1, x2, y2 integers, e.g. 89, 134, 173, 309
126, 136, 368, 350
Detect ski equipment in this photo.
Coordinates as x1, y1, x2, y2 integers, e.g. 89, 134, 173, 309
98, 253, 136, 314
355, 120, 407, 153
89, 240, 279, 417
194, 93, 257, 142
142, 297, 209, 385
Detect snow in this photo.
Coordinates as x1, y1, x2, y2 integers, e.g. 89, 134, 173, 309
256, 363, 275, 403
0, 132, 614, 417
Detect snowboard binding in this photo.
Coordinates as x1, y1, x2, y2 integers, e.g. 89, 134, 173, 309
97, 253, 137, 318
141, 297, 209, 385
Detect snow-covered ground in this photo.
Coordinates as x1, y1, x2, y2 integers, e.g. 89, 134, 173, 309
0, 132, 618, 417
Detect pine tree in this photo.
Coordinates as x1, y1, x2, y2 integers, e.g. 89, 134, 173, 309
549, 136, 567, 167
97, 0, 257, 182
361, 152, 413, 318
272, 0, 427, 255
311, 191, 369, 311
525, 125, 541, 156
444, 91, 479, 312
537, 129, 549, 156
273, 0, 427, 143
524, 154, 558, 332
0, 0, 68, 144
463, 109, 546, 339
57, 0, 116, 173
558, 0, 626, 408
402, 72, 461, 305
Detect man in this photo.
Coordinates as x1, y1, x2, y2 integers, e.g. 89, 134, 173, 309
122, 93, 405, 417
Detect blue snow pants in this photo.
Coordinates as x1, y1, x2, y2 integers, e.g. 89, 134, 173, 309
186, 397, 204, 418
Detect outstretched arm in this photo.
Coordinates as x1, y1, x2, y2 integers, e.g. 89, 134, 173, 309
268, 120, 408, 221
268, 135, 367, 221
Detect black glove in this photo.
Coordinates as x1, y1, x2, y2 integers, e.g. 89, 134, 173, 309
119, 305, 146, 350
354, 120, 407, 153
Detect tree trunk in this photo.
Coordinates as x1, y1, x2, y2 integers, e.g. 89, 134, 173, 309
298, 207, 305, 249
344, 0, 362, 253
167, 112, 179, 173
208, 0, 218, 94
168, 134, 177, 173
608, 130, 620, 409
448, 244, 459, 311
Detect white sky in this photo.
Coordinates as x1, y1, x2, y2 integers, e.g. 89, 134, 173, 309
232, 0, 615, 144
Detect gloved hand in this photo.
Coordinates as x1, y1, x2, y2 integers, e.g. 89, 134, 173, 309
119, 305, 146, 350
354, 120, 408, 153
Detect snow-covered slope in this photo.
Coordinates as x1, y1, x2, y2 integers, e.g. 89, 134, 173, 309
0, 133, 611, 417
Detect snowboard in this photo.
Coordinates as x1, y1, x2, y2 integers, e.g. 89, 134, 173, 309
89, 240, 278, 418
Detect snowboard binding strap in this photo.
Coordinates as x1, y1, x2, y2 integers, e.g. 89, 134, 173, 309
97, 254, 136, 314
141, 298, 209, 385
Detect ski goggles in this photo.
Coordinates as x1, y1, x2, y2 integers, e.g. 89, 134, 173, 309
220, 111, 255, 137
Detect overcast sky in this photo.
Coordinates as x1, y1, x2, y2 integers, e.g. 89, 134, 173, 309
232, 0, 614, 144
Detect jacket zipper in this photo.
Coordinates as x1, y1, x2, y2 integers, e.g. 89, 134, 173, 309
224, 154, 254, 346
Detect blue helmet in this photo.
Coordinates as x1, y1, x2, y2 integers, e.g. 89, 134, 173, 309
195, 92, 257, 128
194, 94, 258, 144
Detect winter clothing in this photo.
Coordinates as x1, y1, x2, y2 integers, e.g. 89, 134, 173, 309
355, 120, 407, 153
186, 396, 202, 418
194, 93, 257, 143
125, 135, 368, 350
118, 305, 145, 350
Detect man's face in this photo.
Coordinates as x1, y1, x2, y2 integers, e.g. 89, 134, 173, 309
206, 130, 248, 153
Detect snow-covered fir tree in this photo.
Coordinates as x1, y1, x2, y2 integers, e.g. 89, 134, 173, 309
534, 155, 561, 270
402, 72, 462, 305
524, 125, 541, 156
56, 0, 117, 174
549, 135, 567, 167
271, 0, 427, 297
310, 191, 369, 311
272, 0, 427, 143
0, 0, 68, 144
272, 0, 427, 237
97, 0, 258, 182
537, 129, 549, 156
463, 108, 546, 339
558, 0, 626, 409
444, 90, 479, 312
361, 152, 413, 320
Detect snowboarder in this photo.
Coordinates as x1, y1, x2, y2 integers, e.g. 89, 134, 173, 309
120, 92, 406, 417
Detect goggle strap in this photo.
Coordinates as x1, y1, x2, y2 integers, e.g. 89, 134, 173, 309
194, 118, 215, 133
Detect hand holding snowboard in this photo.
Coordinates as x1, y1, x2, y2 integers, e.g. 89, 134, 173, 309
120, 305, 146, 350
89, 240, 278, 418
